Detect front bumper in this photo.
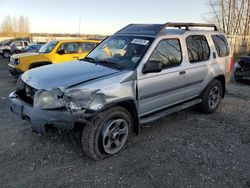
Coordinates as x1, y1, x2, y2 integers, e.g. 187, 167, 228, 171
9, 92, 85, 133
8, 63, 23, 79
234, 70, 250, 80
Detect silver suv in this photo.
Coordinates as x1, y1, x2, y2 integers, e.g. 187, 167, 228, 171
9, 23, 233, 160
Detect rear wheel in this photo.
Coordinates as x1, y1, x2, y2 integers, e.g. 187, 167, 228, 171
199, 79, 222, 114
81, 106, 132, 160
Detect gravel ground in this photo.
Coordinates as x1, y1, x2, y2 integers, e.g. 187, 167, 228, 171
0, 57, 249, 188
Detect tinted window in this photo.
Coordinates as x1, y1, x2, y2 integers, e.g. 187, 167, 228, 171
148, 39, 182, 69
212, 35, 229, 57
58, 42, 78, 54
186, 35, 210, 63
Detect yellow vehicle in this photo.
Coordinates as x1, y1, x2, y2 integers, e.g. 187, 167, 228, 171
8, 39, 100, 78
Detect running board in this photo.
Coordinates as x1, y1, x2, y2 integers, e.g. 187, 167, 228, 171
140, 98, 202, 124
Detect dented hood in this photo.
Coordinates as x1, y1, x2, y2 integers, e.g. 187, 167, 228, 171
21, 60, 119, 89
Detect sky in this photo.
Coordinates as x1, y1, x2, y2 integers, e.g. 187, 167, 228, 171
0, 0, 210, 35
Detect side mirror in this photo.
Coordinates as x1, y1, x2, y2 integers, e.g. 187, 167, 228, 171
142, 61, 163, 74
58, 49, 66, 55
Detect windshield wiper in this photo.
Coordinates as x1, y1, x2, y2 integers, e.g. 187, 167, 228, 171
81, 57, 124, 70
80, 57, 96, 63
96, 60, 124, 70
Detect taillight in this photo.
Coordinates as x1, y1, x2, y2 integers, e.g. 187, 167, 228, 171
229, 57, 233, 72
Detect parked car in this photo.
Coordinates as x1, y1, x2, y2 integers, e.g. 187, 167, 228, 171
0, 38, 30, 58
11, 42, 46, 55
234, 55, 250, 81
9, 23, 233, 160
8, 39, 100, 78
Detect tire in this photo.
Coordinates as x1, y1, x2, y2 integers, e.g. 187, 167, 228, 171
81, 106, 133, 160
3, 51, 10, 58
199, 79, 222, 114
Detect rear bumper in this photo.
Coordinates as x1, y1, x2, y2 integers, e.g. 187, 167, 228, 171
9, 92, 85, 133
8, 64, 23, 79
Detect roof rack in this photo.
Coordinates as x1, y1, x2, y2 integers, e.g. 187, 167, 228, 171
116, 22, 219, 36
161, 22, 219, 32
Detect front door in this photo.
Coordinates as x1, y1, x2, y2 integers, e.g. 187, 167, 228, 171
137, 38, 188, 116
54, 42, 80, 63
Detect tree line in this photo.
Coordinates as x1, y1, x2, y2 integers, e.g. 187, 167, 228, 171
0, 15, 30, 37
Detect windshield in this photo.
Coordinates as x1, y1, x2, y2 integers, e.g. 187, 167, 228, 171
87, 35, 153, 70
39, 41, 58, 53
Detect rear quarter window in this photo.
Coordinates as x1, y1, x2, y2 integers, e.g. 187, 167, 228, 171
186, 35, 210, 63
212, 35, 230, 57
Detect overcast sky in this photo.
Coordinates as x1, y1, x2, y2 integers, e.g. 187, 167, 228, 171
0, 0, 209, 35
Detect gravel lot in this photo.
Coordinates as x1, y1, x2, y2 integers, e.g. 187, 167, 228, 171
0, 57, 249, 188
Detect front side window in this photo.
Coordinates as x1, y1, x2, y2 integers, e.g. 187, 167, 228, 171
212, 35, 229, 57
87, 35, 153, 69
186, 35, 210, 63
58, 42, 78, 54
13, 42, 23, 48
148, 39, 182, 69
39, 41, 58, 53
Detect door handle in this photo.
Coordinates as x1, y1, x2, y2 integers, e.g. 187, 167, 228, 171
179, 71, 186, 75
73, 56, 79, 59
213, 52, 216, 59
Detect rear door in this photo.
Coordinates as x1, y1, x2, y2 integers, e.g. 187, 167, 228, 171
137, 38, 188, 116
184, 35, 211, 99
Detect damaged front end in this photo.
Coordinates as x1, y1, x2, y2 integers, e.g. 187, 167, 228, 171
9, 70, 137, 134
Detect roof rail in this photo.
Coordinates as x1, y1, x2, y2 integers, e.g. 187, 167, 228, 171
161, 22, 219, 32
115, 22, 219, 36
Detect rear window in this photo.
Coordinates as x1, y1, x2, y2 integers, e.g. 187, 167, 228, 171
186, 35, 210, 63
212, 35, 230, 57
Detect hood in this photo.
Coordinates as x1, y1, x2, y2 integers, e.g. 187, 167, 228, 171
11, 52, 40, 59
21, 60, 119, 89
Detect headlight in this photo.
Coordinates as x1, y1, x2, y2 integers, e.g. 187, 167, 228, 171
64, 88, 99, 110
234, 62, 241, 69
34, 89, 65, 109
10, 58, 19, 65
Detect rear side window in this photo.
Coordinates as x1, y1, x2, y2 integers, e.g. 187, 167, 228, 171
148, 39, 182, 69
186, 35, 210, 63
79, 42, 97, 52
212, 35, 229, 57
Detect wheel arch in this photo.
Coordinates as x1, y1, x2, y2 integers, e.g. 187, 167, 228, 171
213, 75, 226, 98
29, 61, 52, 69
77, 99, 140, 135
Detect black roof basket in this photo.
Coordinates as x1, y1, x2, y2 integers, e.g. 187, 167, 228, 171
116, 22, 219, 36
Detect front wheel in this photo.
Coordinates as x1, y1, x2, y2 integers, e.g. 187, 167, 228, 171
199, 80, 222, 114
3, 51, 10, 58
81, 106, 133, 160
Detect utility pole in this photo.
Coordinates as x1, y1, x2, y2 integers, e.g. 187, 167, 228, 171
78, 14, 81, 38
